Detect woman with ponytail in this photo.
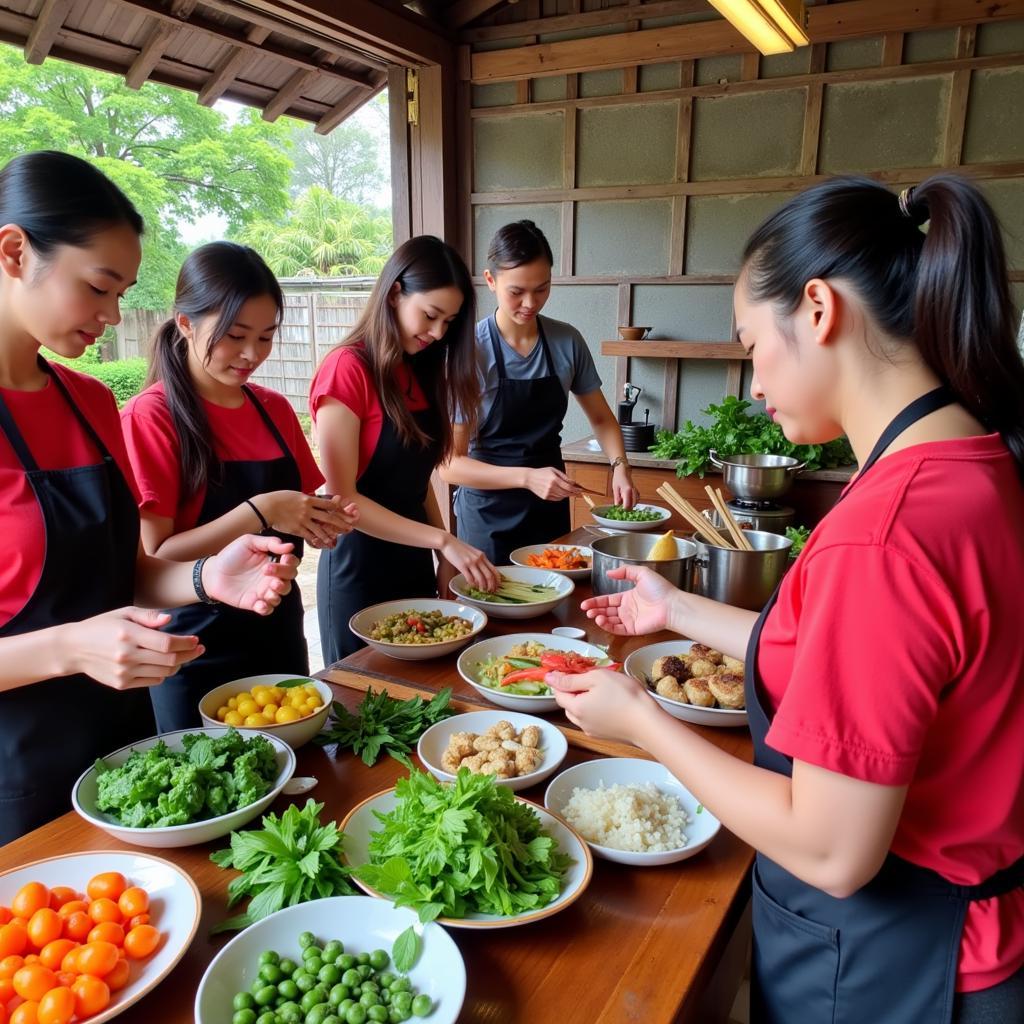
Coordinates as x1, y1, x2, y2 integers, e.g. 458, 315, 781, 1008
548, 175, 1024, 1022
0, 153, 298, 842
122, 242, 357, 730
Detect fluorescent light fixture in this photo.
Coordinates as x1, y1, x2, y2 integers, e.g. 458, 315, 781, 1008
706, 0, 810, 56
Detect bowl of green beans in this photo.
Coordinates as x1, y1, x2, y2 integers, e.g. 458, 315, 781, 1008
590, 503, 671, 532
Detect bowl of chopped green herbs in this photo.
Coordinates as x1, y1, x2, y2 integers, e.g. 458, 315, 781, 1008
449, 566, 574, 620
590, 503, 671, 531
72, 727, 295, 848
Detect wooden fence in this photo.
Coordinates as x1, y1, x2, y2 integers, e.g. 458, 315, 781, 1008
114, 277, 376, 413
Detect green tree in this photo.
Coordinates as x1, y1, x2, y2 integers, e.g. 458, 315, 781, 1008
238, 188, 392, 277
0, 44, 293, 307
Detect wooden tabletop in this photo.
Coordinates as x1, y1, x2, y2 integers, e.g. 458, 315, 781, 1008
0, 529, 754, 1024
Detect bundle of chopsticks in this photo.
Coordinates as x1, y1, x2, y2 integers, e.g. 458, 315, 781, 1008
655, 481, 754, 551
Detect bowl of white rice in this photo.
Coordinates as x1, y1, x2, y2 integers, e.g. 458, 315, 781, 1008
543, 758, 721, 866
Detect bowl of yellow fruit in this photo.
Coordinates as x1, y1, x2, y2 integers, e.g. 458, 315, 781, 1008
198, 674, 332, 749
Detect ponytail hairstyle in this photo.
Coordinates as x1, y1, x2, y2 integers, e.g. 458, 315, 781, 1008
148, 241, 283, 498
330, 235, 477, 460
741, 173, 1024, 479
487, 219, 554, 274
0, 150, 143, 264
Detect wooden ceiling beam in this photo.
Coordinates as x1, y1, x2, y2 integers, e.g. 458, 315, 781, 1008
262, 66, 320, 122
315, 80, 387, 135
24, 0, 72, 65
471, 0, 1024, 80
197, 25, 271, 106
447, 0, 510, 30
124, 0, 197, 89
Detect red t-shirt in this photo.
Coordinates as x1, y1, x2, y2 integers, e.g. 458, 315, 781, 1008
309, 345, 429, 480
121, 382, 323, 531
758, 434, 1024, 992
0, 363, 141, 628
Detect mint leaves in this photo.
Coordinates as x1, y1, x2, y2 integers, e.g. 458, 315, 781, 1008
392, 925, 421, 974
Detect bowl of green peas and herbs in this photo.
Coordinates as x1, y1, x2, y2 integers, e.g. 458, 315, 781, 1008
590, 503, 671, 532
195, 896, 466, 1024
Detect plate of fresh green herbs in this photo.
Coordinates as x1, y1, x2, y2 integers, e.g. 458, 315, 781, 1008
341, 769, 592, 929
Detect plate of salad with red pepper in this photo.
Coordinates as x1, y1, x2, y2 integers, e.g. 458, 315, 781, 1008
457, 633, 618, 711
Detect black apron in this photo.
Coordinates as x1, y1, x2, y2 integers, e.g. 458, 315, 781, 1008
149, 386, 308, 732
745, 387, 1024, 1023
0, 361, 154, 843
456, 315, 571, 565
317, 391, 441, 665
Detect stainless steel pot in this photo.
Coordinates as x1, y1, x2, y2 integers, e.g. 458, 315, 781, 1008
591, 533, 696, 596
691, 529, 792, 610
708, 451, 805, 501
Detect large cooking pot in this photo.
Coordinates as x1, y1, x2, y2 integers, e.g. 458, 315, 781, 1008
591, 533, 696, 596
708, 451, 805, 501
691, 529, 792, 610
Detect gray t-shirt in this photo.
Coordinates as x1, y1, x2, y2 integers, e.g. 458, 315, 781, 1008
458, 313, 602, 429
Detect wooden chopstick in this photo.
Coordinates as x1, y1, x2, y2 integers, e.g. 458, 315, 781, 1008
704, 485, 754, 551
582, 493, 597, 509
656, 484, 734, 548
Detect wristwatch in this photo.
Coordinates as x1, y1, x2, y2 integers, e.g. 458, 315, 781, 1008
609, 456, 629, 470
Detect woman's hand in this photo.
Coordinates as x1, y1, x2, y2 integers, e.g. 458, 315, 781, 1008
61, 608, 204, 689
255, 492, 359, 548
580, 565, 678, 635
438, 534, 500, 592
204, 534, 299, 614
548, 667, 658, 746
611, 464, 637, 509
525, 467, 579, 501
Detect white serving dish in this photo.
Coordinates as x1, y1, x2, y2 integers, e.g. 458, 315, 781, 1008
73, 727, 295, 848
457, 632, 610, 712
509, 544, 593, 580
623, 640, 748, 728
0, 851, 201, 1024
449, 566, 574, 620
543, 758, 721, 866
199, 674, 332, 748
348, 599, 488, 661
342, 788, 591, 929
589, 503, 671, 532
195, 896, 465, 1024
417, 711, 568, 792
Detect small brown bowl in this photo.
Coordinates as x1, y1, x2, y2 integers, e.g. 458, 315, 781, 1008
617, 325, 651, 340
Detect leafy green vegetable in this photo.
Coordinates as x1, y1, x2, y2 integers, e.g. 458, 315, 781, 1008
464, 575, 560, 604
317, 687, 453, 768
392, 925, 421, 974
648, 396, 856, 476
785, 524, 811, 561
93, 728, 279, 828
354, 769, 571, 923
210, 799, 354, 933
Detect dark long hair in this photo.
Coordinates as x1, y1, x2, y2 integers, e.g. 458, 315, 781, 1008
148, 241, 283, 498
331, 235, 477, 460
742, 174, 1024, 478
0, 150, 143, 260
487, 219, 554, 273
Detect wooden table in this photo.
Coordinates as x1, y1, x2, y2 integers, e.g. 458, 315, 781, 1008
0, 530, 754, 1024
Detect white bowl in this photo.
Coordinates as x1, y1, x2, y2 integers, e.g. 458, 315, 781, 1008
417, 711, 568, 792
341, 789, 592, 929
199, 674, 332, 748
623, 640, 748, 727
544, 758, 721, 866
73, 728, 295, 848
509, 543, 593, 580
1, 850, 200, 1024
195, 896, 465, 1024
457, 632, 611, 712
348, 598, 487, 661
449, 566, 574, 620
589, 503, 671, 532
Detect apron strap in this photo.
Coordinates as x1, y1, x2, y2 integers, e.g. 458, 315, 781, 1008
945, 853, 1024, 902
856, 386, 954, 480
43, 359, 119, 462
536, 319, 557, 378
0, 387, 39, 472
485, 315, 508, 380
241, 385, 296, 462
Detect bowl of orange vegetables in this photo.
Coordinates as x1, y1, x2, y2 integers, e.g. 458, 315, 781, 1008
0, 853, 199, 1024
509, 544, 593, 580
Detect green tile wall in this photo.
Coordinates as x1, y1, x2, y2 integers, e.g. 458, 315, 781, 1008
473, 204, 563, 276
903, 29, 957, 63
696, 55, 742, 86
532, 76, 567, 102
474, 112, 565, 192
639, 63, 682, 92
686, 193, 797, 275
579, 69, 623, 97
761, 48, 812, 79
977, 179, 1024, 270
577, 101, 679, 187
976, 20, 1024, 55
827, 37, 882, 71
575, 200, 674, 276
472, 83, 517, 108
963, 68, 1024, 164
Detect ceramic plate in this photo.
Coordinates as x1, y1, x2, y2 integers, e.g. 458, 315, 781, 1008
508, 544, 593, 580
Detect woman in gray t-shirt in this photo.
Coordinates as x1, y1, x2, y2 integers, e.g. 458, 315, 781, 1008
441, 220, 636, 565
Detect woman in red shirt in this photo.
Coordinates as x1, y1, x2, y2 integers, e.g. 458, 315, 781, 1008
122, 242, 357, 730
310, 235, 499, 662
0, 151, 298, 843
554, 175, 1024, 1023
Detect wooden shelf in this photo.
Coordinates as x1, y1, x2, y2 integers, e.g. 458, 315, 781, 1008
601, 340, 749, 359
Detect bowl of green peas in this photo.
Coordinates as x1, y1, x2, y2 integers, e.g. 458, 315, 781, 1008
194, 895, 465, 1024
590, 502, 671, 532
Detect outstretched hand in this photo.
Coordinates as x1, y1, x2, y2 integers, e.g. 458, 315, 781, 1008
204, 534, 299, 614
579, 565, 676, 635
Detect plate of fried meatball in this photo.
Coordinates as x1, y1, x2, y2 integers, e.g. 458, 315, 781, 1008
623, 641, 748, 727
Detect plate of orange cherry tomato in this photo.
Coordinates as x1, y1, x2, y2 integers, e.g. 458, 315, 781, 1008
0, 852, 200, 1024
